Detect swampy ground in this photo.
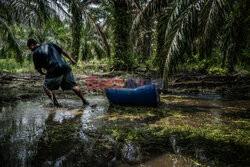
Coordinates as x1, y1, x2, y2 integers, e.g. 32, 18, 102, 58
0, 71, 249, 167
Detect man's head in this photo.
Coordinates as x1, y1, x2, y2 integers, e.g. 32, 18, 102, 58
27, 38, 38, 51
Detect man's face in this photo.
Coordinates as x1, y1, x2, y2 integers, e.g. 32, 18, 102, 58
28, 44, 36, 51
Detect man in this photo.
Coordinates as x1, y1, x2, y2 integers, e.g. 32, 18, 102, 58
27, 38, 88, 107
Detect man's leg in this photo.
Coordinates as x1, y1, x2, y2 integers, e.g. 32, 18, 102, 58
71, 86, 89, 105
45, 89, 59, 106
44, 75, 63, 107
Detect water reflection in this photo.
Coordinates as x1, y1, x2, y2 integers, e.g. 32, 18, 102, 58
80, 105, 107, 130
122, 143, 139, 161
170, 135, 181, 154
0, 96, 109, 166
0, 92, 249, 167
124, 154, 197, 167
53, 111, 76, 123
0, 101, 49, 166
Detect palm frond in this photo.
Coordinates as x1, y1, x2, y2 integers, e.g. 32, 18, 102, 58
81, 5, 111, 57
131, 0, 168, 33
162, 0, 205, 88
0, 18, 23, 63
10, 0, 62, 26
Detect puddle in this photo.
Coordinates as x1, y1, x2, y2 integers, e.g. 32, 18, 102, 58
0, 96, 109, 166
170, 135, 181, 154
134, 154, 197, 167
0, 101, 49, 166
122, 142, 140, 161
0, 92, 249, 166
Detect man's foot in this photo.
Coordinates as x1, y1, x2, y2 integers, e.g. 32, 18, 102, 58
83, 99, 89, 105
54, 102, 61, 108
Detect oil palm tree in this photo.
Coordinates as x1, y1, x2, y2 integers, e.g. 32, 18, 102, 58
1, 0, 110, 63
97, 0, 145, 70
55, 0, 111, 60
132, 0, 249, 89
0, 0, 63, 63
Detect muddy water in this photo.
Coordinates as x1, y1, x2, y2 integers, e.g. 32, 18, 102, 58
0, 93, 249, 167
0, 96, 110, 167
134, 154, 195, 167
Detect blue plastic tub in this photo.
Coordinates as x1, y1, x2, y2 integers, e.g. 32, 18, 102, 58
105, 84, 160, 106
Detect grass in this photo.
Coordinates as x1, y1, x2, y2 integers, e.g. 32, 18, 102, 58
1, 57, 249, 77
103, 101, 250, 166
72, 57, 110, 74
0, 58, 36, 73
0, 57, 110, 74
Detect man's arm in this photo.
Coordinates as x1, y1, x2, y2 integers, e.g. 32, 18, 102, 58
51, 43, 76, 65
61, 50, 76, 65
36, 68, 46, 75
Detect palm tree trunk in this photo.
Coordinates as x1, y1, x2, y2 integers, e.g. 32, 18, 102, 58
155, 14, 167, 75
71, 2, 82, 61
112, 0, 132, 70
141, 18, 153, 63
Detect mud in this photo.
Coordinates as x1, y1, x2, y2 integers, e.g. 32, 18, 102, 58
0, 71, 249, 167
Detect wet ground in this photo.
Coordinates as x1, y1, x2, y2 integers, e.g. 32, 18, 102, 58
0, 92, 249, 167
0, 72, 249, 167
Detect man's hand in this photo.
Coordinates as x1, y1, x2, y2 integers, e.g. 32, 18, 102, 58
62, 50, 77, 65
37, 68, 46, 75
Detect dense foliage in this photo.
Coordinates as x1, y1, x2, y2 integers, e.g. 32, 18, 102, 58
0, 0, 249, 88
